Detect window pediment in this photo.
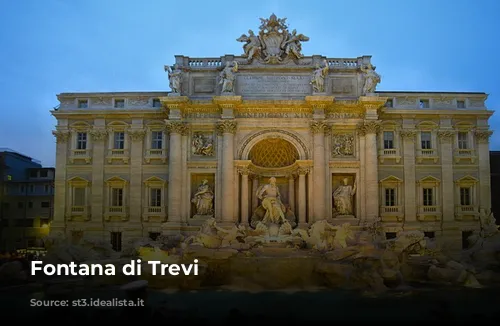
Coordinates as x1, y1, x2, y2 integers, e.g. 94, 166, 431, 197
105, 176, 128, 186
107, 121, 129, 131
416, 121, 439, 130
144, 176, 166, 186
379, 175, 403, 184
68, 176, 90, 187
418, 175, 440, 185
455, 175, 478, 186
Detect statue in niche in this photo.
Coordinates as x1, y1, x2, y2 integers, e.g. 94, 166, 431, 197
282, 29, 309, 59
331, 133, 354, 157
333, 177, 356, 217
360, 63, 381, 95
310, 59, 329, 93
164, 65, 183, 94
236, 30, 262, 62
219, 61, 239, 93
250, 177, 296, 235
191, 179, 214, 216
192, 133, 214, 156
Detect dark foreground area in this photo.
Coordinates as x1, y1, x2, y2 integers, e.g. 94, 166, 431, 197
0, 284, 499, 323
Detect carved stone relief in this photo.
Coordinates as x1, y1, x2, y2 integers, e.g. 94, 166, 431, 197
331, 133, 355, 157
127, 97, 149, 107
191, 132, 215, 157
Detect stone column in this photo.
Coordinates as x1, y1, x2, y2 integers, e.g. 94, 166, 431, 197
438, 130, 455, 222
401, 130, 417, 223
475, 130, 493, 212
310, 120, 327, 221
363, 121, 380, 221
128, 128, 146, 229
217, 120, 237, 223
288, 174, 295, 213
324, 128, 332, 220
165, 121, 187, 226
239, 168, 250, 225
357, 127, 366, 220
297, 168, 308, 226
89, 127, 107, 228
51, 130, 70, 233
251, 175, 259, 211
181, 129, 189, 223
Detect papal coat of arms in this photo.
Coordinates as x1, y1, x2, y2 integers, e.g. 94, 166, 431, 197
237, 14, 309, 64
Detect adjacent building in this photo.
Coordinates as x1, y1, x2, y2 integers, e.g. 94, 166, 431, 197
491, 151, 500, 222
0, 148, 54, 251
50, 15, 494, 252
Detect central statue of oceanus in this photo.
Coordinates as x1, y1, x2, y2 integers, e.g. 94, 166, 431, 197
236, 14, 309, 64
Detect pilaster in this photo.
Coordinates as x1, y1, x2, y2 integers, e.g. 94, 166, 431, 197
297, 167, 309, 227
362, 120, 380, 221
51, 129, 70, 232
89, 124, 107, 226
128, 125, 146, 231
401, 130, 417, 223
310, 120, 328, 221
217, 119, 237, 223
238, 167, 250, 225
438, 130, 455, 222
475, 130, 493, 212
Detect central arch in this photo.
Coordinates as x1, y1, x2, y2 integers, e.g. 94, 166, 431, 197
238, 129, 310, 161
249, 138, 299, 168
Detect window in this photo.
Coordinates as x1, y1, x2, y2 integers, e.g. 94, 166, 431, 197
385, 99, 393, 108
457, 132, 468, 149
41, 201, 50, 208
76, 132, 87, 150
149, 232, 161, 241
17, 202, 23, 209
151, 131, 163, 149
111, 188, 123, 207
462, 230, 473, 249
457, 100, 465, 108
19, 185, 25, 193
385, 188, 396, 206
77, 100, 88, 108
44, 185, 50, 193
385, 232, 397, 240
150, 188, 162, 207
424, 231, 435, 239
113, 132, 125, 149
110, 232, 122, 252
383, 131, 394, 149
419, 99, 429, 108
73, 187, 86, 206
40, 170, 48, 178
114, 99, 125, 108
29, 184, 34, 193
423, 188, 433, 206
152, 98, 161, 107
460, 187, 471, 206
28, 202, 33, 209
421, 132, 432, 149
30, 170, 38, 178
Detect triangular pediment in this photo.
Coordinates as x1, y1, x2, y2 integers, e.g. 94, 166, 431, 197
105, 176, 127, 184
419, 175, 440, 183
144, 176, 166, 184
455, 175, 478, 183
379, 175, 403, 183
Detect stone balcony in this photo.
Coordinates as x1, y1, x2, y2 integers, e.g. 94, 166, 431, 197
106, 149, 129, 164
378, 148, 401, 164
144, 149, 167, 164
455, 205, 480, 220
379, 205, 404, 222
66, 206, 90, 221
104, 206, 128, 221
416, 149, 439, 163
69, 149, 91, 164
142, 206, 167, 222
417, 205, 442, 221
453, 149, 477, 164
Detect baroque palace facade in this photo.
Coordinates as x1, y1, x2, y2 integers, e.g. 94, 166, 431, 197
51, 15, 494, 251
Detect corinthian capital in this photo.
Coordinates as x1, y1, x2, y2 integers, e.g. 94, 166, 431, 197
129, 129, 146, 141
475, 130, 493, 143
52, 130, 70, 143
437, 130, 455, 142
310, 120, 328, 134
362, 120, 380, 134
216, 120, 237, 135
165, 120, 189, 135
400, 130, 417, 140
89, 129, 108, 141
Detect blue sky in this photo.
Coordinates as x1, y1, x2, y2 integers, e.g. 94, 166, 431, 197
0, 0, 499, 167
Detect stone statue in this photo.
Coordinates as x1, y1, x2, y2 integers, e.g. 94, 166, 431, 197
333, 178, 356, 216
311, 59, 329, 93
219, 61, 238, 93
191, 179, 214, 216
360, 63, 381, 95
236, 30, 261, 62
256, 177, 286, 225
164, 65, 182, 94
283, 29, 309, 59
192, 133, 214, 156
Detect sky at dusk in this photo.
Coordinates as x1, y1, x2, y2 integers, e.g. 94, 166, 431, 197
0, 0, 499, 167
